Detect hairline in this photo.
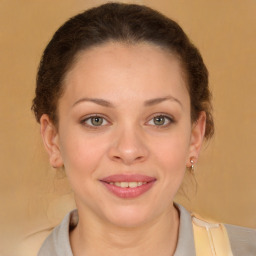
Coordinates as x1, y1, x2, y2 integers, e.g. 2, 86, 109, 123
50, 39, 192, 128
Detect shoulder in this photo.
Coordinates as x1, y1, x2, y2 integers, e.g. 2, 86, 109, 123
38, 210, 77, 256
191, 212, 256, 256
224, 223, 256, 256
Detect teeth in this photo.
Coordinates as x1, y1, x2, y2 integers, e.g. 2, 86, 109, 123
120, 182, 128, 188
110, 181, 147, 188
129, 182, 138, 188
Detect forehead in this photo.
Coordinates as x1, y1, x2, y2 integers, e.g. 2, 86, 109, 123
62, 42, 189, 106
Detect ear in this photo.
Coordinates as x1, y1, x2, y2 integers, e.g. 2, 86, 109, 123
186, 111, 206, 166
40, 114, 63, 168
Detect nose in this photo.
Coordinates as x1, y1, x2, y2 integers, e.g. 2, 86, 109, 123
108, 126, 149, 165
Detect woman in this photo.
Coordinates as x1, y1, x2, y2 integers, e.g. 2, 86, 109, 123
32, 3, 256, 255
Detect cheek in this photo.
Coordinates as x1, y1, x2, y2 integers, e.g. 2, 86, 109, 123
59, 132, 108, 178
155, 141, 188, 179
165, 144, 188, 166
150, 126, 191, 188
152, 129, 191, 167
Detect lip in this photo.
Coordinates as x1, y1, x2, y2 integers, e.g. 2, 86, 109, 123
101, 174, 156, 183
100, 174, 156, 199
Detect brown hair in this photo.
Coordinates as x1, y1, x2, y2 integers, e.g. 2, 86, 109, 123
32, 2, 214, 138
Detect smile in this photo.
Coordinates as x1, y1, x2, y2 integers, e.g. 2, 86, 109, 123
100, 174, 156, 199
108, 181, 147, 188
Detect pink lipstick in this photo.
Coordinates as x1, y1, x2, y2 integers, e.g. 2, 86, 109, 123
100, 174, 156, 199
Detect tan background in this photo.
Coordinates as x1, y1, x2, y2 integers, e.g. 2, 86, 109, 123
0, 0, 256, 255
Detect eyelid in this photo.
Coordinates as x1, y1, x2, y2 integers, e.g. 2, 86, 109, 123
80, 114, 111, 128
146, 113, 175, 127
79, 113, 175, 129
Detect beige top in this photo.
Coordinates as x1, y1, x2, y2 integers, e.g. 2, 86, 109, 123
38, 204, 256, 256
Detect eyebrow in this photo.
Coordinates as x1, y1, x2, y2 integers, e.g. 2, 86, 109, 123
72, 95, 182, 108
72, 98, 115, 108
144, 96, 182, 107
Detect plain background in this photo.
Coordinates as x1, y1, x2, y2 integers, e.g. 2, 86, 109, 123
0, 0, 255, 255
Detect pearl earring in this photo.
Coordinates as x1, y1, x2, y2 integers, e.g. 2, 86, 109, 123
190, 159, 195, 172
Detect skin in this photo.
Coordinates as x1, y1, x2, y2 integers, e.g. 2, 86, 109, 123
40, 42, 206, 256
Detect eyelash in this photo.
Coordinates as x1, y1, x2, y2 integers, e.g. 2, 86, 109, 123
146, 113, 174, 128
80, 114, 110, 129
80, 113, 175, 129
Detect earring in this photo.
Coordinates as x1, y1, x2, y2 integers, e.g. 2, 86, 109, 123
190, 159, 195, 172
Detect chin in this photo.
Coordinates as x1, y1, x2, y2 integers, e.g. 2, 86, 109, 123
103, 205, 156, 228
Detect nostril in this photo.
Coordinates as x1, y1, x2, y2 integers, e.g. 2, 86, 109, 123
135, 156, 144, 161
113, 155, 121, 160
108, 135, 149, 165
111, 154, 146, 165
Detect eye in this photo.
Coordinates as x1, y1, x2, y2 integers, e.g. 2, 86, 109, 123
82, 115, 108, 127
147, 114, 173, 127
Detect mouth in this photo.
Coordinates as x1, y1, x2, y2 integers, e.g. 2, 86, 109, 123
107, 181, 147, 188
100, 174, 156, 199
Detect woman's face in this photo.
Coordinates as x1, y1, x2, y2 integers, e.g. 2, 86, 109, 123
41, 42, 205, 227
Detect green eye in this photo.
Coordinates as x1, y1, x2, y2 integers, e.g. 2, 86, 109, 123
83, 116, 107, 127
147, 115, 173, 127
153, 116, 166, 125
90, 117, 103, 126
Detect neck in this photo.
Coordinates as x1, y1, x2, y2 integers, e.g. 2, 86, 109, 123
70, 204, 180, 256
